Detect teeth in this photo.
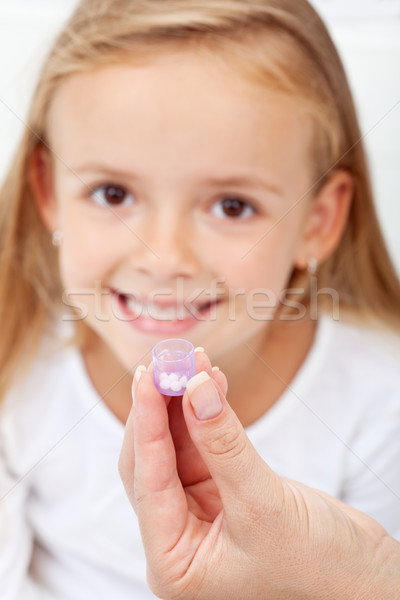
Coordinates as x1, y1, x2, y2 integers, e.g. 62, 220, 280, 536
123, 295, 201, 320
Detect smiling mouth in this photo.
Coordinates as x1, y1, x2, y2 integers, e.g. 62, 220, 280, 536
112, 290, 220, 321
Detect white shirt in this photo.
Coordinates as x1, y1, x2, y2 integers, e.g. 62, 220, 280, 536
1, 314, 400, 599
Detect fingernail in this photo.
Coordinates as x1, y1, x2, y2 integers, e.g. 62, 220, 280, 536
134, 364, 146, 384
194, 346, 205, 353
211, 366, 220, 373
186, 371, 223, 420
132, 365, 146, 405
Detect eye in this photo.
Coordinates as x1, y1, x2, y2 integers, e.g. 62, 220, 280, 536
210, 196, 256, 219
91, 184, 135, 207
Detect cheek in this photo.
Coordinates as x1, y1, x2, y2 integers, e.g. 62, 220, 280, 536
215, 229, 297, 295
58, 244, 100, 289
217, 235, 300, 324
58, 213, 117, 288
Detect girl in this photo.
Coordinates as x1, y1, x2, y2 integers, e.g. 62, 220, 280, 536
1, 0, 399, 598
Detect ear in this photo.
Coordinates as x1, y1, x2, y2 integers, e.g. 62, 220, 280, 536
294, 169, 353, 270
29, 145, 59, 232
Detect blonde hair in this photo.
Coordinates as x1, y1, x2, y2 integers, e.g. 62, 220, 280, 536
1, 0, 399, 399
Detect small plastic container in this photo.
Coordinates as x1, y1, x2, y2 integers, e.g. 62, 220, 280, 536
152, 338, 196, 396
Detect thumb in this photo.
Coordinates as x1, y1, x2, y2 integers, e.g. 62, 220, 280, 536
182, 371, 284, 524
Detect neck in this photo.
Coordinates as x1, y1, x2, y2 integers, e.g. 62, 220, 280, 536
80, 315, 318, 428
215, 316, 317, 427
82, 332, 134, 425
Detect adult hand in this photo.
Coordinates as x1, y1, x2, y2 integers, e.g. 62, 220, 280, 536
119, 351, 400, 600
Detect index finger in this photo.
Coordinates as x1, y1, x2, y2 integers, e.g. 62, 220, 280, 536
132, 369, 189, 556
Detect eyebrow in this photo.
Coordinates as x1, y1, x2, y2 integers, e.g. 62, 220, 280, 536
72, 164, 282, 197
201, 175, 282, 197
71, 164, 138, 180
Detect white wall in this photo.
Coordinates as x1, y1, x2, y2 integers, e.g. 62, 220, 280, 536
311, 0, 400, 273
0, 1, 78, 172
0, 1, 399, 272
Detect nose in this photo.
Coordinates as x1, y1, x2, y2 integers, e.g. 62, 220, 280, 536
129, 212, 201, 282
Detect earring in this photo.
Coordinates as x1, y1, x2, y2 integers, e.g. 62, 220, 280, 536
51, 230, 63, 247
307, 256, 318, 275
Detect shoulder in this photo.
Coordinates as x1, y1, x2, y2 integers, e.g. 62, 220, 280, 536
0, 327, 96, 472
2, 331, 84, 416
294, 313, 400, 440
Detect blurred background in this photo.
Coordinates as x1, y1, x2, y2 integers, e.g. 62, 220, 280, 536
0, 0, 399, 272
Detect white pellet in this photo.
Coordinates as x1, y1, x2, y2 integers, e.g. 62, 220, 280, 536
170, 380, 182, 392
160, 379, 170, 390
179, 376, 188, 386
169, 372, 179, 381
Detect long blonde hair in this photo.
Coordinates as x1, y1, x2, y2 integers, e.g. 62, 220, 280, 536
1, 0, 399, 400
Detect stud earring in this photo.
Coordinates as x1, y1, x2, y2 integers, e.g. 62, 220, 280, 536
51, 230, 63, 247
307, 256, 318, 275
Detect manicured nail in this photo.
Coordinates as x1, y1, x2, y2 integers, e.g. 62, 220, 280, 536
194, 346, 205, 353
186, 371, 223, 420
134, 365, 146, 384
132, 365, 146, 405
211, 366, 220, 373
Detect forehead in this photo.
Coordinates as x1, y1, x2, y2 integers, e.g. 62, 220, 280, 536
47, 50, 313, 182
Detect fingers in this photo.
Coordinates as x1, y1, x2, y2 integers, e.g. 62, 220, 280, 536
169, 349, 227, 486
119, 350, 227, 505
128, 368, 189, 555
210, 368, 228, 397
194, 347, 213, 375
182, 371, 284, 529
118, 403, 136, 497
194, 349, 228, 397
119, 349, 253, 561
146, 348, 227, 398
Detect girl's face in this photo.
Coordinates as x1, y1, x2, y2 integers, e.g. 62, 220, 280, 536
44, 50, 317, 368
